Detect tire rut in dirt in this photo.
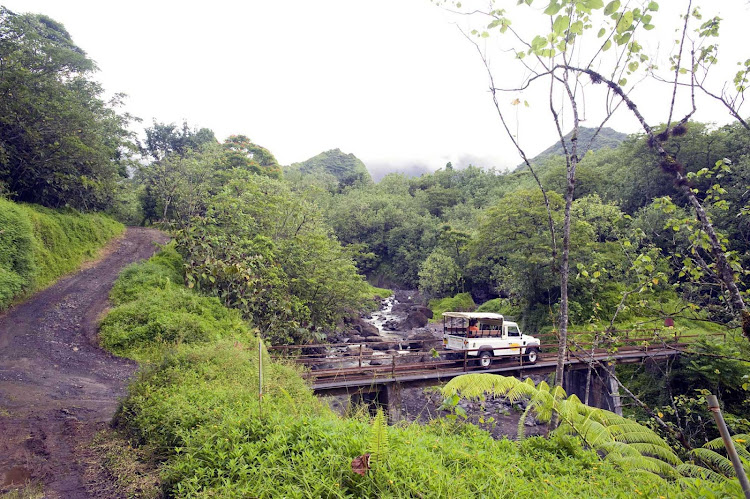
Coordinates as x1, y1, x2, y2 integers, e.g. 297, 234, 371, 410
0, 227, 169, 497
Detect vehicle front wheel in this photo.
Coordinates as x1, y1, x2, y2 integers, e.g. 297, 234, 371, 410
525, 348, 539, 364
478, 351, 492, 369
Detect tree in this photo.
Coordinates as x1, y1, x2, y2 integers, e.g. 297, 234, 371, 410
222, 135, 282, 178
438, 0, 750, 389
0, 8, 136, 210
141, 121, 216, 161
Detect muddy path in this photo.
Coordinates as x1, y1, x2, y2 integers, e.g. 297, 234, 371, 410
0, 227, 169, 497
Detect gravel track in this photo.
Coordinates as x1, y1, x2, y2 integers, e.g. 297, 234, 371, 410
0, 227, 169, 497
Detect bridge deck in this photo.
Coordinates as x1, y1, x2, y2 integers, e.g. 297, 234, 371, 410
307, 346, 681, 394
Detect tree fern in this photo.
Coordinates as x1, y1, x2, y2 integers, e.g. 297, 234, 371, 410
691, 448, 737, 476
690, 433, 750, 478
367, 408, 389, 471
442, 373, 684, 480
677, 463, 728, 482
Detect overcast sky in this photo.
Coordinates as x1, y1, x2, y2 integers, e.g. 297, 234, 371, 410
5, 0, 749, 175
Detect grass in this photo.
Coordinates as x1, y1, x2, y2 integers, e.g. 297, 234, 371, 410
0, 484, 45, 499
0, 198, 123, 310
359, 283, 393, 312
88, 430, 162, 499
100, 244, 255, 363
96, 249, 725, 497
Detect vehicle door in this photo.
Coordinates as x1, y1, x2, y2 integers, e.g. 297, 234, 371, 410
505, 324, 522, 355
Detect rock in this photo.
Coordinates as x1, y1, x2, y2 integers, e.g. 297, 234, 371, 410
352, 318, 381, 337
392, 302, 410, 314
407, 330, 442, 351
348, 334, 365, 343
346, 344, 372, 357
391, 351, 419, 365
371, 341, 399, 351
400, 311, 429, 330
382, 320, 400, 331
410, 305, 434, 319
300, 346, 327, 356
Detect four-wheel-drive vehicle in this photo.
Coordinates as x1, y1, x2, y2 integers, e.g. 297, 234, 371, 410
442, 312, 541, 368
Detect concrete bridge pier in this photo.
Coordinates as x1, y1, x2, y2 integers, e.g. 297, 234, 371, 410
563, 364, 622, 415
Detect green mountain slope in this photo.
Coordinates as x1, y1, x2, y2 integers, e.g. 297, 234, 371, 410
518, 126, 628, 170
287, 148, 373, 187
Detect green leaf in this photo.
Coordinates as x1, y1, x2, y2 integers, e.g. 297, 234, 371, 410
603, 39, 612, 51
617, 10, 634, 33
544, 1, 562, 15
604, 0, 620, 16
531, 35, 547, 52
553, 15, 570, 35
582, 0, 604, 9
647, 1, 659, 11
598, 27, 606, 37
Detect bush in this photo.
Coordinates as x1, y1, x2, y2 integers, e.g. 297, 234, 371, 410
476, 298, 521, 318
428, 292, 476, 319
109, 244, 183, 305
0, 198, 123, 309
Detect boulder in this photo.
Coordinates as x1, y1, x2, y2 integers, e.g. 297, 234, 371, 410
382, 320, 400, 331
410, 305, 434, 319
400, 311, 429, 330
371, 341, 399, 351
351, 318, 380, 337
392, 302, 410, 314
347, 334, 366, 343
407, 330, 442, 351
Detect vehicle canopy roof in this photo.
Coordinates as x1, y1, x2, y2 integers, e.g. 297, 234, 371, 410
442, 312, 508, 327
442, 312, 504, 320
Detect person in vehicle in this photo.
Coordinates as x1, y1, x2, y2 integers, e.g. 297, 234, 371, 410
467, 319, 479, 336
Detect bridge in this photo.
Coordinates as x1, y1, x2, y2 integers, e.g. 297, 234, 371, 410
270, 329, 722, 419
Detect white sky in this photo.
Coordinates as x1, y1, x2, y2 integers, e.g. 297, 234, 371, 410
5, 0, 749, 175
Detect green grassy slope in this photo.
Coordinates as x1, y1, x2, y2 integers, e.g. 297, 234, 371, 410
0, 198, 124, 309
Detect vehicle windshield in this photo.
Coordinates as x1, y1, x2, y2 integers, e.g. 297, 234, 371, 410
508, 325, 520, 337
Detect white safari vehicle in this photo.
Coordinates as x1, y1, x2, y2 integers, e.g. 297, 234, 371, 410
442, 312, 541, 368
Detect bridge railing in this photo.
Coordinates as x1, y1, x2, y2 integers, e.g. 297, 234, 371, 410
268, 330, 711, 382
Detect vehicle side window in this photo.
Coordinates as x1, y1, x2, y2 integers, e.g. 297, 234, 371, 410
507, 325, 520, 337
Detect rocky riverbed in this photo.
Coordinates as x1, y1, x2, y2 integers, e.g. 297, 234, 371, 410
320, 290, 550, 440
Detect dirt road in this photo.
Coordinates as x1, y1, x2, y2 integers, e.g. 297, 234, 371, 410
0, 227, 169, 497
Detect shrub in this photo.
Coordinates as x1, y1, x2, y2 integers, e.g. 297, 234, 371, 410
109, 244, 183, 306
428, 292, 476, 319
100, 287, 252, 362
476, 298, 521, 318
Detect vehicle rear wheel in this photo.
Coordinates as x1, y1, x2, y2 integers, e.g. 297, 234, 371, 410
525, 348, 538, 364
478, 351, 492, 369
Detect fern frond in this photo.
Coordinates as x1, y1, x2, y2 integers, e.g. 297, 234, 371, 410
504, 380, 537, 403
705, 434, 750, 451
692, 448, 736, 477
628, 443, 682, 465
597, 440, 641, 459
612, 429, 672, 447
608, 454, 677, 477
677, 463, 727, 482
367, 408, 389, 471
518, 403, 534, 441
607, 423, 658, 436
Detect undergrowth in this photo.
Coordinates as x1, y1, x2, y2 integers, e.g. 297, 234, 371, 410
102, 248, 733, 497
0, 198, 123, 309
